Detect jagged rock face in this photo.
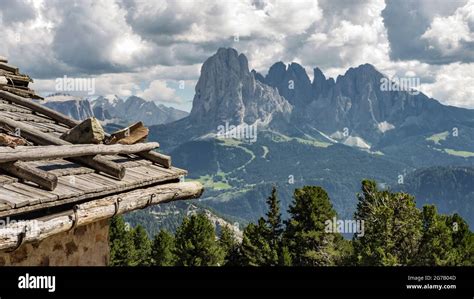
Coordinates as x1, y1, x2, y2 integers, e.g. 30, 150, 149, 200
91, 95, 120, 121
259, 62, 458, 144
42, 94, 94, 121
312, 67, 335, 98
264, 62, 313, 107
308, 64, 448, 142
189, 48, 292, 128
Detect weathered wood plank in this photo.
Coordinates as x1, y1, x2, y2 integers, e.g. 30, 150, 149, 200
5, 182, 58, 203
0, 174, 18, 186
52, 177, 86, 199
0, 161, 58, 191
30, 160, 96, 177
0, 165, 186, 217
0, 86, 43, 100
0, 63, 19, 75
0, 111, 55, 123
0, 71, 32, 84
0, 103, 31, 113
1, 184, 41, 205
0, 143, 160, 164
0, 188, 32, 208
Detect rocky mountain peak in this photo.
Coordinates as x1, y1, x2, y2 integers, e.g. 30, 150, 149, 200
43, 93, 94, 121
263, 62, 313, 106
312, 67, 335, 97
189, 48, 292, 128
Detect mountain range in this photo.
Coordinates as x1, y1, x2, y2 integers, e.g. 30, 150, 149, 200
149, 48, 474, 227
42, 93, 188, 126
42, 48, 474, 229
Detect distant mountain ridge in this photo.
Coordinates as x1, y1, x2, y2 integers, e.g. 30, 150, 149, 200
91, 95, 188, 126
400, 166, 474, 225
42, 93, 188, 126
42, 93, 94, 121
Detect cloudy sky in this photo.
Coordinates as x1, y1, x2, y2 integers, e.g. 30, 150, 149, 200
0, 0, 473, 111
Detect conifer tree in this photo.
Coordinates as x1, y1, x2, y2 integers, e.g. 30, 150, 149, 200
132, 225, 152, 266
353, 180, 422, 266
219, 225, 241, 266
266, 186, 283, 247
219, 225, 237, 254
240, 187, 285, 266
240, 219, 278, 266
151, 230, 175, 266
446, 213, 474, 266
174, 213, 224, 266
416, 205, 456, 265
109, 216, 136, 266
284, 186, 343, 266
416, 208, 473, 266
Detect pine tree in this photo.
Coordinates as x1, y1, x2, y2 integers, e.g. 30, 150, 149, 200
151, 230, 175, 266
109, 216, 135, 266
416, 208, 474, 266
219, 225, 241, 266
219, 225, 236, 254
446, 213, 474, 266
284, 186, 343, 266
353, 180, 422, 266
132, 225, 152, 266
266, 186, 283, 247
239, 187, 285, 266
415, 205, 456, 265
174, 213, 224, 266
240, 219, 278, 266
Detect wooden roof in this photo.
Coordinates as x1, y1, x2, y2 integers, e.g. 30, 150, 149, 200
0, 60, 194, 219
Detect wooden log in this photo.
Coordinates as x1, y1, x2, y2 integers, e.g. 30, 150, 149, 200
0, 56, 7, 63
0, 142, 160, 163
0, 91, 77, 127
135, 151, 171, 168
60, 117, 105, 144
0, 117, 126, 180
105, 121, 149, 145
0, 84, 29, 90
0, 63, 19, 75
0, 86, 42, 100
0, 71, 32, 84
0, 181, 203, 251
0, 161, 57, 191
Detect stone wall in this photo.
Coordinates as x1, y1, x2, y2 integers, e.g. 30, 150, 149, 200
0, 219, 110, 266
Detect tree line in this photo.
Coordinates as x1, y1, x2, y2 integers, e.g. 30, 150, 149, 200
109, 180, 473, 266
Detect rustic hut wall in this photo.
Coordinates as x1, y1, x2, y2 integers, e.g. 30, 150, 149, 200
0, 219, 110, 266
